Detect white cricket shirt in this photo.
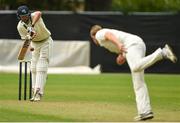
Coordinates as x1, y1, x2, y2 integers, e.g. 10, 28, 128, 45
95, 28, 143, 54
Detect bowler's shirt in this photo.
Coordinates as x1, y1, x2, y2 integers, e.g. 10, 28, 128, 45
17, 12, 51, 42
95, 28, 143, 54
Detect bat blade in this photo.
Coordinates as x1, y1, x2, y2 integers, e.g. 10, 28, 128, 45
18, 39, 31, 60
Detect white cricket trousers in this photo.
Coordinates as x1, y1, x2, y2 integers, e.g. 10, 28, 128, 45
31, 37, 53, 95
125, 37, 163, 115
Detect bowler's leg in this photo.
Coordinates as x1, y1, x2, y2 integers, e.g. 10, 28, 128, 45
126, 43, 163, 72
132, 71, 154, 121
131, 71, 152, 115
126, 42, 153, 120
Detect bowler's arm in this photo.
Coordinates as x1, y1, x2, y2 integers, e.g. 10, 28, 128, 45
104, 31, 126, 53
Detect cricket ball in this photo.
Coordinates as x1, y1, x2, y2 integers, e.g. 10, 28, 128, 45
30, 47, 34, 51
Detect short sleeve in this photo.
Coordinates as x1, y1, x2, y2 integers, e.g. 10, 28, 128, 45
95, 29, 107, 45
31, 12, 35, 19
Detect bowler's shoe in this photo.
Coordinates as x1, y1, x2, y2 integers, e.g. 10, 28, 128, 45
163, 44, 177, 63
134, 112, 154, 121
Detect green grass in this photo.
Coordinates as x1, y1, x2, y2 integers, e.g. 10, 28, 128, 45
0, 73, 180, 122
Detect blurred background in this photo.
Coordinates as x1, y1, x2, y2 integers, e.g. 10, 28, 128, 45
0, 0, 180, 74
0, 0, 180, 12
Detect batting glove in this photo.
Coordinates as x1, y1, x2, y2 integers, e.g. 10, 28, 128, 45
27, 27, 36, 36
27, 26, 37, 39
25, 34, 32, 40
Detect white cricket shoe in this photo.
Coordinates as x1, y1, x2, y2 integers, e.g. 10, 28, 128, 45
33, 93, 42, 101
30, 88, 41, 102
134, 112, 154, 121
30, 93, 42, 102
163, 44, 177, 63
30, 96, 35, 101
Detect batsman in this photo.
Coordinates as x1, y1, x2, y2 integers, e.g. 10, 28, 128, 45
17, 5, 53, 101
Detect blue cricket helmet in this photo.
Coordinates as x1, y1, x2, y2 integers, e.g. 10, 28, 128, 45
17, 5, 30, 19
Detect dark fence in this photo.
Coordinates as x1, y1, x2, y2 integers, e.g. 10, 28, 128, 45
0, 11, 180, 73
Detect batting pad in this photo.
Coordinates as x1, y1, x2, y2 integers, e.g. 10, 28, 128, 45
36, 58, 48, 72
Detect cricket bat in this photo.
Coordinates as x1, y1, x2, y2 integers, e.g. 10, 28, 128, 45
18, 35, 31, 60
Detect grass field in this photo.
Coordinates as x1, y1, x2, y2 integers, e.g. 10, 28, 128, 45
0, 73, 180, 122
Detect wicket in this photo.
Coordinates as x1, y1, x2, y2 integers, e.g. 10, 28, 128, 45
18, 60, 32, 100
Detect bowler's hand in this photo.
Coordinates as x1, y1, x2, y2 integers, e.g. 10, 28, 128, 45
116, 53, 126, 65
118, 44, 127, 54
